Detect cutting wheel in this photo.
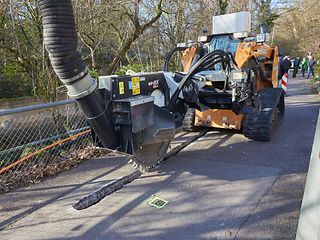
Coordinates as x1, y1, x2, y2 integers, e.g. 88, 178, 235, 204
130, 141, 171, 172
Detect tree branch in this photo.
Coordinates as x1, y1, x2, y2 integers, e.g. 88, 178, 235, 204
106, 0, 164, 74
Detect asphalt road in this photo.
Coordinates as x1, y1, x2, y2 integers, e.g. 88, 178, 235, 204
0, 77, 319, 240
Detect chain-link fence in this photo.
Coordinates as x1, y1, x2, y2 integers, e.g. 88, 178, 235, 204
0, 100, 95, 193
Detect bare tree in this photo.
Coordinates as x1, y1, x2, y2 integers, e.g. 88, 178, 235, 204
106, 0, 164, 74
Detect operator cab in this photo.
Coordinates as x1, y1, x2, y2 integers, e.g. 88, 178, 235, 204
163, 12, 254, 109
194, 12, 251, 79
200, 34, 240, 56
166, 12, 251, 85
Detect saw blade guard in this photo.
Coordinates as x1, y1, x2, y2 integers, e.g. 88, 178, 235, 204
113, 96, 175, 170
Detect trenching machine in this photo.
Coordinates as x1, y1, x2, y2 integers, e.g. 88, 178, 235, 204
39, 2, 284, 174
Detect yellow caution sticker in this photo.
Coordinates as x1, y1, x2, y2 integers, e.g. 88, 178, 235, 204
119, 81, 124, 95
132, 77, 140, 95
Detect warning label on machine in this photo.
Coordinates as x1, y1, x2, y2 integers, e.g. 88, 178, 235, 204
132, 77, 141, 95
119, 82, 124, 95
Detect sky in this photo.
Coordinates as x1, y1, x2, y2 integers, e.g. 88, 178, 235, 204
271, 0, 294, 9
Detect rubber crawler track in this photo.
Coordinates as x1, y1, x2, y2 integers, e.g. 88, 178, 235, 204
243, 88, 285, 141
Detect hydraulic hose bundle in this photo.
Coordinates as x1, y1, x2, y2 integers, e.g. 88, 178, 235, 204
39, 0, 118, 148
168, 50, 235, 110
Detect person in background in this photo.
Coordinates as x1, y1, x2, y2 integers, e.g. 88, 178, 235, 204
279, 56, 285, 78
293, 57, 300, 78
283, 56, 291, 74
300, 57, 308, 78
308, 51, 313, 61
307, 57, 316, 79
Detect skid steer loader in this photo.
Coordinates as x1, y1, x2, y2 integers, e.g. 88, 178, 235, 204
39, 2, 284, 172
165, 12, 284, 141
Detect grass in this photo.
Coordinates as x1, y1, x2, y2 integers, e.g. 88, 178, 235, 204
307, 76, 320, 94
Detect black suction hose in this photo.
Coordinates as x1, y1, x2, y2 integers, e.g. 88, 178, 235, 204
39, 0, 118, 149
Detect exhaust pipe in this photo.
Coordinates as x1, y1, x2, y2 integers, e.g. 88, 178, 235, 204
39, 0, 118, 148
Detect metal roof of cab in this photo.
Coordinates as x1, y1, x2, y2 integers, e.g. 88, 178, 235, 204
212, 12, 251, 35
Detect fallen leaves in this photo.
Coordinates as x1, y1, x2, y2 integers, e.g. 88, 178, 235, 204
0, 147, 110, 194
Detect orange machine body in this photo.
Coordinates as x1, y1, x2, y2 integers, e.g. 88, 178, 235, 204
195, 109, 244, 130
193, 41, 279, 130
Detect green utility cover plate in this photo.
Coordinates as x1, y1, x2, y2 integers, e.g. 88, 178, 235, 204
147, 196, 168, 209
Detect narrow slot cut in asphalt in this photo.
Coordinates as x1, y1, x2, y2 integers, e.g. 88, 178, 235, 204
0, 78, 319, 240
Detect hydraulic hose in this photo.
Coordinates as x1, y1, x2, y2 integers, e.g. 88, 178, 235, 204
39, 0, 118, 148
163, 46, 188, 72
167, 50, 233, 111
